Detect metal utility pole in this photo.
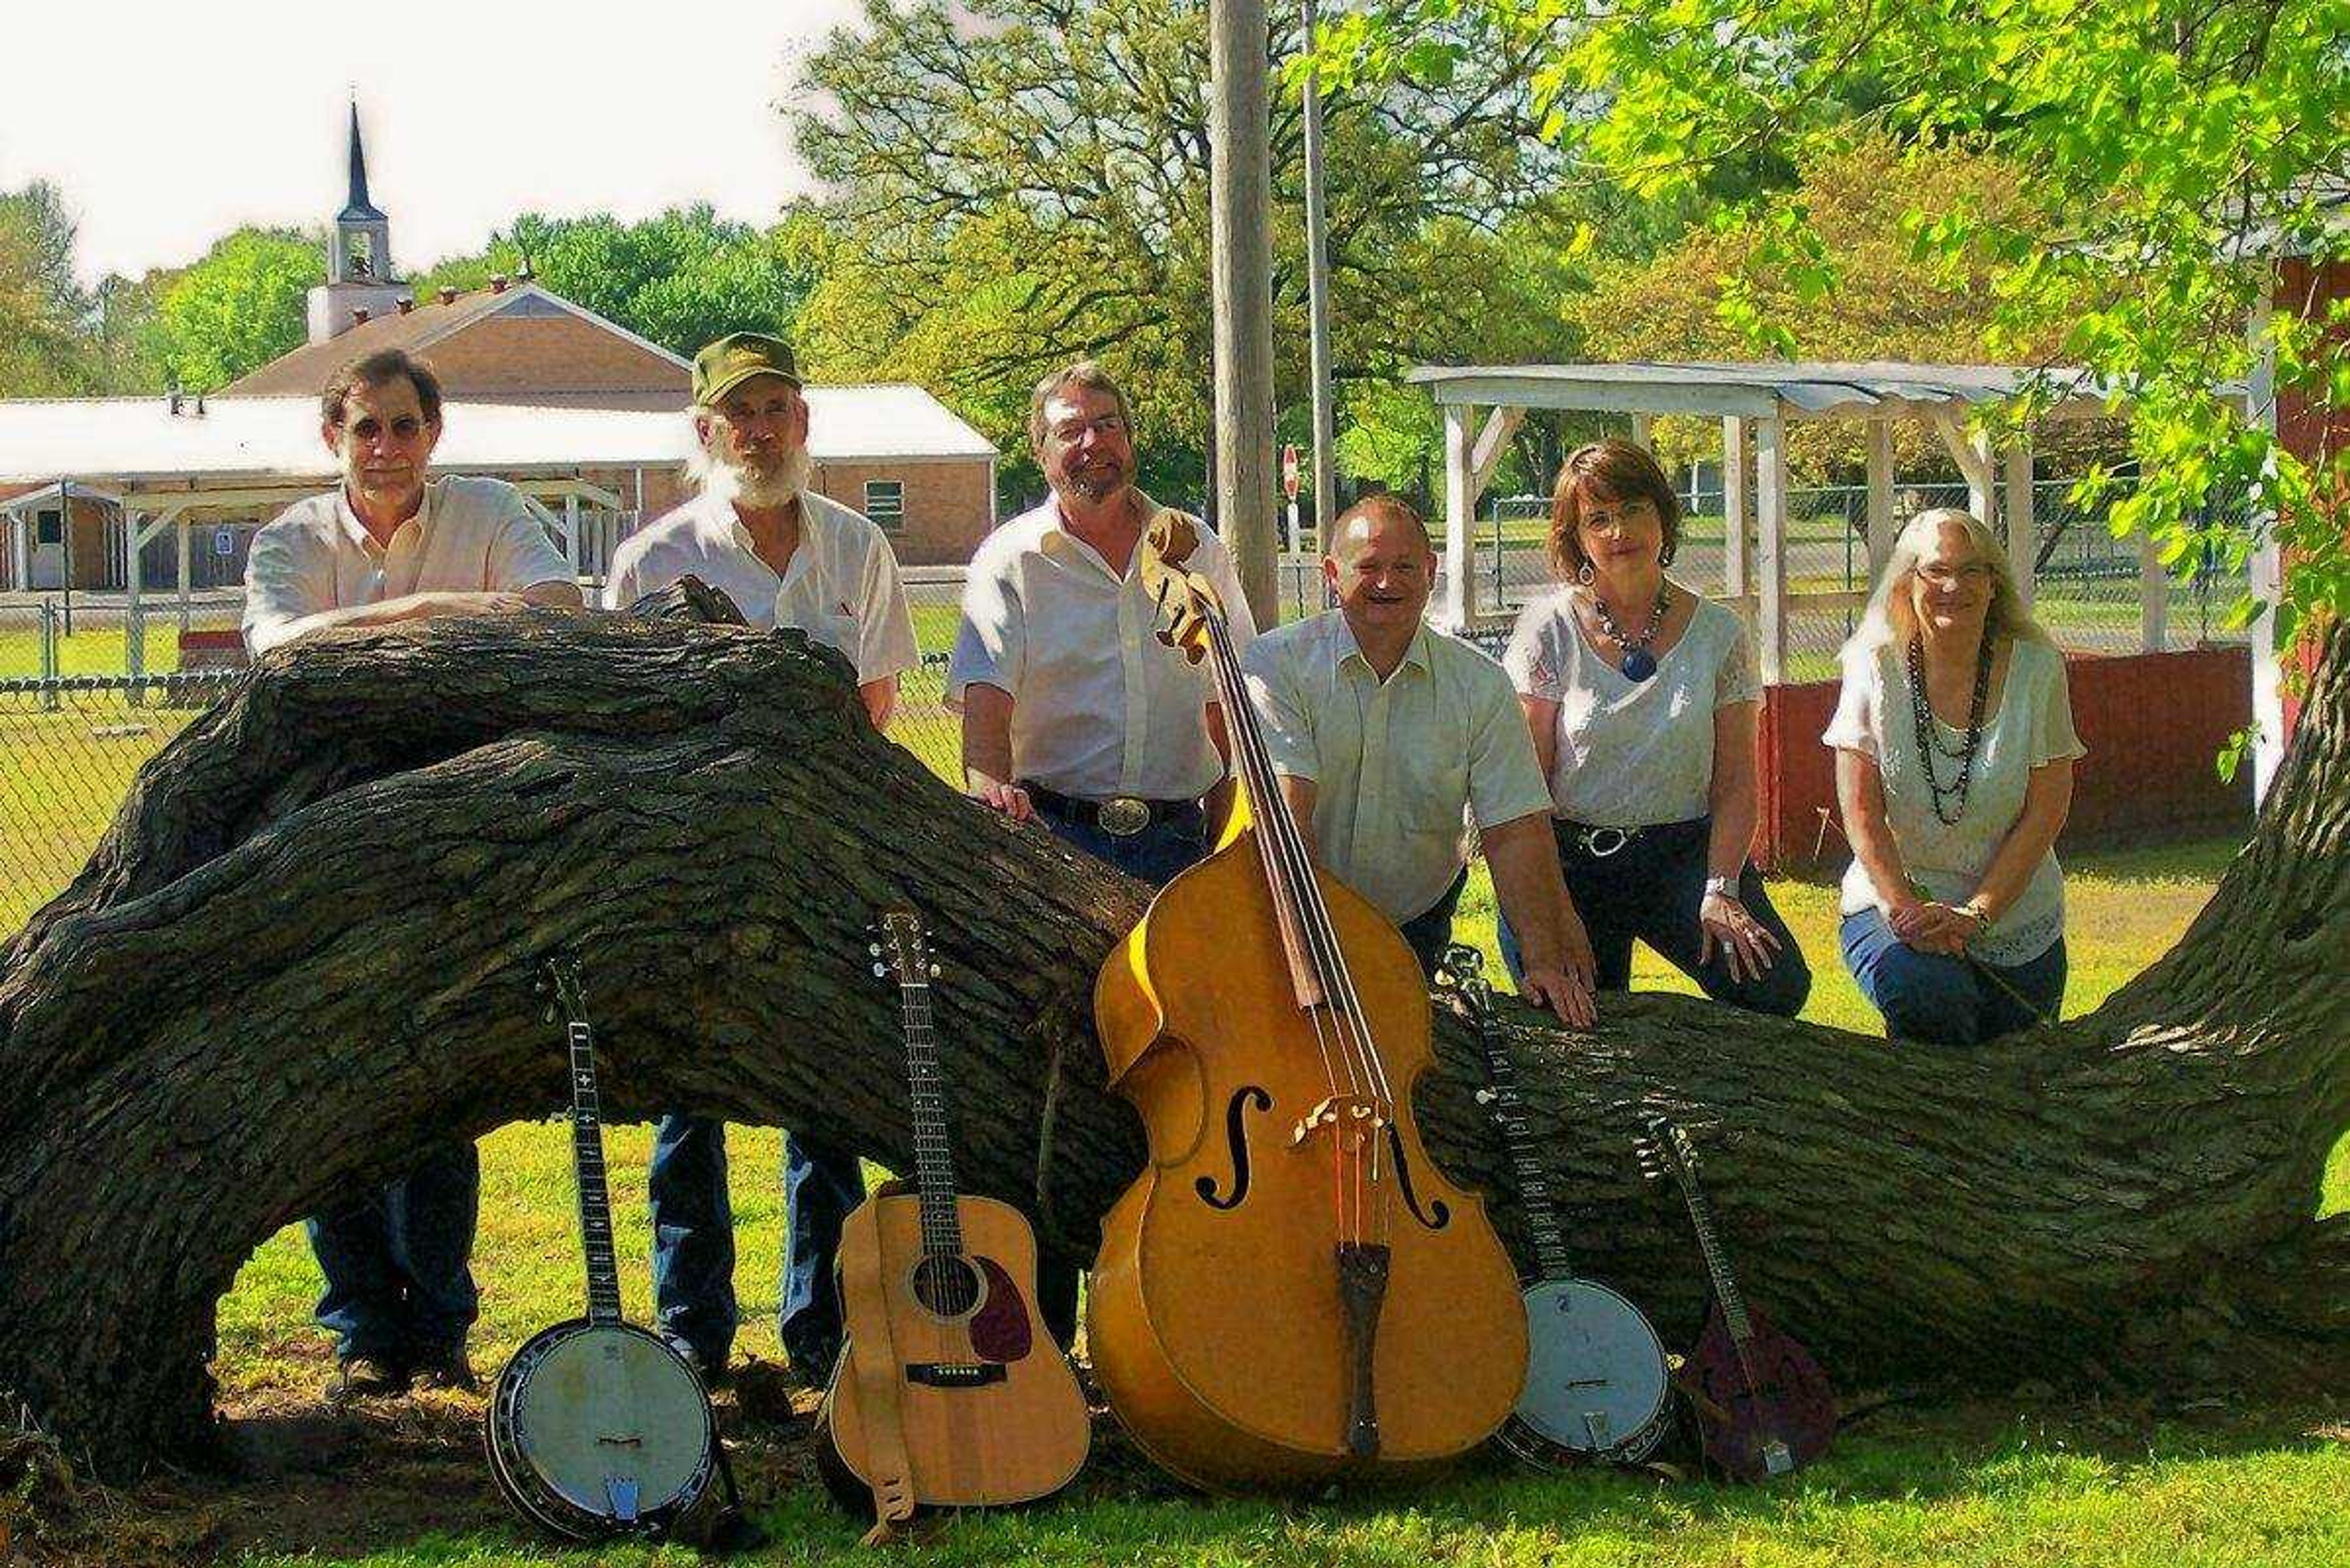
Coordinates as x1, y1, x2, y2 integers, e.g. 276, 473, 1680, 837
1299, 0, 1338, 558
1209, 0, 1279, 628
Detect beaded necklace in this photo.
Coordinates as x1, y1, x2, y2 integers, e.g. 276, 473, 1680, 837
1905, 631, 1995, 824
1588, 582, 1673, 681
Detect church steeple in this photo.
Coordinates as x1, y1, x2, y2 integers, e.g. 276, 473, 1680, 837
340, 100, 386, 224
310, 99, 406, 342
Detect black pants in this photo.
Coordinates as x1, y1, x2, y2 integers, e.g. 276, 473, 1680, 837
1502, 816, 1810, 1017
1397, 868, 1471, 980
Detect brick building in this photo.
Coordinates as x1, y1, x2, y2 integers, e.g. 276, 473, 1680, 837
0, 106, 998, 588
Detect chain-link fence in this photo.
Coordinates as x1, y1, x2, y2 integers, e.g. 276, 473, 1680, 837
1471, 476, 2253, 683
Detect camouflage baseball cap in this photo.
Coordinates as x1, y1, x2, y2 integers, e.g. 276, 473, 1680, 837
693, 332, 802, 405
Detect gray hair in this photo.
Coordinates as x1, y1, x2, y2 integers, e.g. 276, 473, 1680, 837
1028, 360, 1133, 451
1843, 507, 2051, 659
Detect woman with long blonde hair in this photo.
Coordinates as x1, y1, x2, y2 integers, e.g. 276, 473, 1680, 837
1825, 507, 2083, 1044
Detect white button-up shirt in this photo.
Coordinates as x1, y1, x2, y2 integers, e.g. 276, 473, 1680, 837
1242, 611, 1553, 924
947, 495, 1258, 801
602, 488, 919, 684
242, 475, 575, 655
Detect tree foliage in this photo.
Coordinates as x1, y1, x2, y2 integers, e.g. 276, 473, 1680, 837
788, 0, 1575, 497
0, 184, 99, 398
1328, 0, 2350, 643
150, 228, 321, 392
412, 206, 821, 360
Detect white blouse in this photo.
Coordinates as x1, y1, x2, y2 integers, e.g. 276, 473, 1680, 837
1823, 637, 2086, 966
1502, 591, 1761, 829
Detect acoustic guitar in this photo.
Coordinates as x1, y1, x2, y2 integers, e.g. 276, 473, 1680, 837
818, 909, 1091, 1539
484, 958, 719, 1542
1438, 946, 1673, 1468
1638, 1116, 1836, 1482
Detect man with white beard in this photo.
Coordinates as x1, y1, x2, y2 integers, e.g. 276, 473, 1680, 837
603, 332, 917, 1388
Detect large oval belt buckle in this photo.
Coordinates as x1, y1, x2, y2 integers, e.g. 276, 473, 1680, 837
1097, 796, 1152, 837
1581, 826, 1630, 858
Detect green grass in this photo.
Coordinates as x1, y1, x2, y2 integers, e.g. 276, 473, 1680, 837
20, 831, 2306, 1567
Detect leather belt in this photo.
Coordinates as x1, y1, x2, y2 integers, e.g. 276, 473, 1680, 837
1555, 818, 1705, 859
1023, 783, 1195, 838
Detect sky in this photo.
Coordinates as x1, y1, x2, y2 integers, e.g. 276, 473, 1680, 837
0, 1, 871, 286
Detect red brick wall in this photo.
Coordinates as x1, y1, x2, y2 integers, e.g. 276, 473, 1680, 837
808, 460, 993, 566
2274, 256, 2350, 745
1759, 646, 2253, 876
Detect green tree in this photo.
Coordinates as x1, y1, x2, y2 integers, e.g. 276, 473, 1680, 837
0, 182, 97, 397
413, 206, 819, 360
789, 0, 1574, 498
1329, 0, 2350, 643
151, 229, 321, 392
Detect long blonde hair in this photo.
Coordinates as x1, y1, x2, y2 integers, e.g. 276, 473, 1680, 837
1843, 507, 2050, 660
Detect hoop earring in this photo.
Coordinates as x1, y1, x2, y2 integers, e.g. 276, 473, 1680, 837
1575, 560, 1595, 586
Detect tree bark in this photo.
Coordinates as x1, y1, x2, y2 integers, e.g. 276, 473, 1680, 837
2, 599, 2346, 1477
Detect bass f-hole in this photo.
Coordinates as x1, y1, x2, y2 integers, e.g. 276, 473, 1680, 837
1195, 1086, 1273, 1210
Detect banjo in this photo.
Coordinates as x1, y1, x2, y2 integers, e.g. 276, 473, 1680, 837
1438, 946, 1673, 1468
484, 958, 719, 1542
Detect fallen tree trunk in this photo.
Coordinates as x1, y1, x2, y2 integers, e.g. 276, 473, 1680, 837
1, 600, 2345, 1477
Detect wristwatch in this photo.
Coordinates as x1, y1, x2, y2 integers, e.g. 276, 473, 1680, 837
1703, 874, 1740, 901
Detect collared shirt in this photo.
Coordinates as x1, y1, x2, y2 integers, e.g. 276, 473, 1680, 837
947, 493, 1258, 801
601, 488, 919, 684
1241, 610, 1553, 924
242, 475, 574, 655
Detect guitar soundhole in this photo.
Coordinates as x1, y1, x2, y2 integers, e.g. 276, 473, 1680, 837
912, 1254, 983, 1318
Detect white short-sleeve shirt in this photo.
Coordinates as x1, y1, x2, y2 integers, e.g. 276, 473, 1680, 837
1502, 590, 1760, 827
242, 475, 575, 655
602, 488, 919, 684
947, 495, 1258, 801
1242, 612, 1553, 925
1824, 636, 2086, 965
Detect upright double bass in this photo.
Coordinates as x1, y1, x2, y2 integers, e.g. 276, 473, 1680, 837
1086, 515, 1529, 1490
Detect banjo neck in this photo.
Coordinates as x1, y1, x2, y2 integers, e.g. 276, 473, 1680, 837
1450, 955, 1576, 1282
551, 961, 625, 1327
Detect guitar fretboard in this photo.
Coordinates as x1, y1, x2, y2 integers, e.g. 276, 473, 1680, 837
1464, 991, 1576, 1282
893, 968, 969, 1263
567, 1021, 624, 1326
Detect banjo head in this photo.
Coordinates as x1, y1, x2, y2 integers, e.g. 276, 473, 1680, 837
488, 1321, 714, 1535
1503, 1279, 1671, 1464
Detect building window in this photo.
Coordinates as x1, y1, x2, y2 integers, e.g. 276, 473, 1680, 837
865, 480, 906, 529
35, 509, 62, 547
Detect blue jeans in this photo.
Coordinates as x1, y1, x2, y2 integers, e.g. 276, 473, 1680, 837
1840, 908, 2065, 1045
1501, 817, 1810, 1017
647, 1114, 865, 1372
1030, 796, 1210, 1344
307, 1139, 480, 1364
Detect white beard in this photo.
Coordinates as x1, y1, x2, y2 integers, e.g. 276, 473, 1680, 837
685, 422, 811, 510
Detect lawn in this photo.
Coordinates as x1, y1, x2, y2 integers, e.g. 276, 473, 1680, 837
13, 823, 2348, 1567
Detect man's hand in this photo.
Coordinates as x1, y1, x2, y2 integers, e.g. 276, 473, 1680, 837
970, 780, 1035, 823
417, 589, 526, 619
1518, 964, 1595, 1028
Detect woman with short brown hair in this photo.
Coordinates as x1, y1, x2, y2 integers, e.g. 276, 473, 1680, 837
1498, 439, 1809, 1015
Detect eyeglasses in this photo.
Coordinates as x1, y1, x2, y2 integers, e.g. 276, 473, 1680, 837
345, 415, 427, 442
1915, 562, 1994, 588
1578, 495, 1657, 536
1047, 413, 1128, 445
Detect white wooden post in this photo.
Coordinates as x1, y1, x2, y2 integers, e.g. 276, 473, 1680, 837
176, 515, 192, 633
2003, 441, 2035, 613
2248, 274, 2286, 801
1755, 410, 1789, 685
1629, 413, 1654, 452
1865, 419, 1897, 581
1721, 416, 1750, 601
2138, 527, 2168, 652
1968, 428, 1997, 534
564, 492, 582, 577
1442, 401, 1475, 630
125, 508, 145, 685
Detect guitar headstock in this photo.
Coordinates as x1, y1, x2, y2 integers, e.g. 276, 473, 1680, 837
541, 955, 588, 1024
1136, 509, 1220, 668
869, 908, 939, 985
1636, 1114, 1700, 1187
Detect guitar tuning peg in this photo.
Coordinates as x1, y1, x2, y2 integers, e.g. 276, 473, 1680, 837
928, 963, 941, 978
871, 962, 887, 978
1473, 1087, 1498, 1105
868, 943, 882, 957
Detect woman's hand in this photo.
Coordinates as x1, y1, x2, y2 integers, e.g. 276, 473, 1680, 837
1901, 901, 1981, 955
1698, 890, 1783, 983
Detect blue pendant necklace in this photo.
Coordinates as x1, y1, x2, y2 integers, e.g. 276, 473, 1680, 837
1590, 582, 1673, 681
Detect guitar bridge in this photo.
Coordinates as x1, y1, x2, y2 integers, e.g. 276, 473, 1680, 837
905, 1361, 1007, 1388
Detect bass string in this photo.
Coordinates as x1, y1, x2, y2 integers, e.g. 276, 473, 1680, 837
1202, 607, 1400, 1245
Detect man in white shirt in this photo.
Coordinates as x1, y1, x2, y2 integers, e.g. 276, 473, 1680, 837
947, 360, 1255, 1342
242, 348, 583, 1403
602, 332, 918, 1388
1240, 495, 1595, 1022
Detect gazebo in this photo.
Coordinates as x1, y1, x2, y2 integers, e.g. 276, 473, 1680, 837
1406, 359, 2256, 864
